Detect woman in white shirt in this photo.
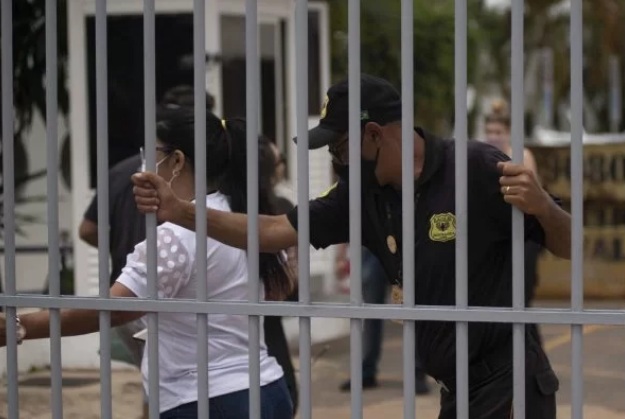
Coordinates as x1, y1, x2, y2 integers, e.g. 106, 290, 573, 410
0, 107, 295, 418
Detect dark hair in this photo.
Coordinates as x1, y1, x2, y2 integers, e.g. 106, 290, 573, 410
484, 98, 510, 128
156, 107, 293, 300
160, 85, 216, 112
258, 135, 279, 186
155, 106, 229, 179
218, 121, 294, 300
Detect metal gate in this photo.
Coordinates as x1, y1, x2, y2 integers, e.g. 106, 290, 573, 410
0, 0, 606, 418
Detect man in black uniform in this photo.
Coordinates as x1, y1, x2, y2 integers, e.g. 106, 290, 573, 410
132, 74, 571, 418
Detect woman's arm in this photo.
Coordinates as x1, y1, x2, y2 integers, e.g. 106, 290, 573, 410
1, 283, 143, 346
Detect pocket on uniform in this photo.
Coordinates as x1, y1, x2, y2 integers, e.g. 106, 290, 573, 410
534, 369, 560, 395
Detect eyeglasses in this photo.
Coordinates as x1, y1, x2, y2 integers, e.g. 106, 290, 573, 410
139, 146, 175, 171
140, 146, 174, 156
156, 146, 174, 154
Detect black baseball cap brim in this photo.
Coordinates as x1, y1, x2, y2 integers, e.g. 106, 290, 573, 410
292, 74, 402, 150
294, 125, 342, 150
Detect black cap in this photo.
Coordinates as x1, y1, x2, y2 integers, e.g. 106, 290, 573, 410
294, 74, 402, 149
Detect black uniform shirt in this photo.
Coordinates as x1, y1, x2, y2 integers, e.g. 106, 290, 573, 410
286, 128, 558, 380
84, 154, 146, 285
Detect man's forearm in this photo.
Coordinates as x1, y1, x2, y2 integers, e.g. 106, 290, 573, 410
173, 201, 294, 253
174, 201, 252, 249
536, 200, 572, 259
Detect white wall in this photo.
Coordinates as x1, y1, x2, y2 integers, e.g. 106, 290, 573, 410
0, 113, 73, 294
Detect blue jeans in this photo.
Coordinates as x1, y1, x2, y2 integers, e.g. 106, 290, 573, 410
361, 247, 424, 379
160, 378, 293, 419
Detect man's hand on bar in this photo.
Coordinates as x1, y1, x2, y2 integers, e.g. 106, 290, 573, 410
132, 172, 185, 224
498, 161, 551, 217
498, 161, 572, 259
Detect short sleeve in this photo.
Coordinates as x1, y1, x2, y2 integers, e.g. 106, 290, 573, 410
84, 154, 141, 224
476, 144, 559, 245
116, 226, 194, 299
84, 194, 98, 223
286, 179, 349, 249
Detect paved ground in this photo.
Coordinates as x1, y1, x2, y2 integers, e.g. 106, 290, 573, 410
1, 300, 624, 418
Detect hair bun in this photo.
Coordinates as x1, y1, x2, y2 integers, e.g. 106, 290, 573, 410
491, 99, 509, 116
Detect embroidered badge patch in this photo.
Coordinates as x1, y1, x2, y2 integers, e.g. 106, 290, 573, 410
429, 212, 456, 242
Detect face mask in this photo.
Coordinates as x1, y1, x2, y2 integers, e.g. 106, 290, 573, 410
155, 154, 169, 173
333, 161, 348, 178
153, 153, 179, 187
361, 148, 381, 188
334, 148, 381, 188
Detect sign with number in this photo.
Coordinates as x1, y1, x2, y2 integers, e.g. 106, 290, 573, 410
528, 141, 625, 299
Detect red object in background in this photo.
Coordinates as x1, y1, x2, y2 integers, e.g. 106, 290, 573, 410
336, 259, 350, 279
335, 259, 351, 294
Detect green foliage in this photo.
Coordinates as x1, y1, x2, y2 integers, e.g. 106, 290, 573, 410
476, 0, 625, 133
2, 0, 70, 140
328, 0, 483, 134
329, 0, 625, 134
0, 1, 69, 239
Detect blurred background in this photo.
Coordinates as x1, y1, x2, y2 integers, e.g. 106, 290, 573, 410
0, 0, 624, 417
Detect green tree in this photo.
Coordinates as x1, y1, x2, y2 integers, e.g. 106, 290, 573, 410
478, 0, 625, 133
0, 0, 69, 187
328, 0, 483, 135
0, 1, 70, 295
1, 0, 69, 145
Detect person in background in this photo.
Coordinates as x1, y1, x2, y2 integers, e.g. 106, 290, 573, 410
484, 99, 544, 318
160, 85, 216, 112
483, 99, 539, 174
78, 85, 216, 419
261, 140, 299, 416
333, 244, 430, 394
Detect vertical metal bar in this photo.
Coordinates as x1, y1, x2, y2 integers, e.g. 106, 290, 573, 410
143, 0, 160, 417
400, 0, 416, 417
245, 0, 261, 417
347, 0, 363, 418
1, 0, 19, 418
46, 0, 63, 418
542, 48, 554, 129
193, 0, 209, 416
454, 1, 469, 418
511, 1, 526, 417
570, 1, 584, 418
95, 1, 113, 417
295, 0, 312, 418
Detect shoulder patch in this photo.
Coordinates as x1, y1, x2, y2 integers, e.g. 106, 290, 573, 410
320, 95, 329, 119
318, 182, 338, 198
